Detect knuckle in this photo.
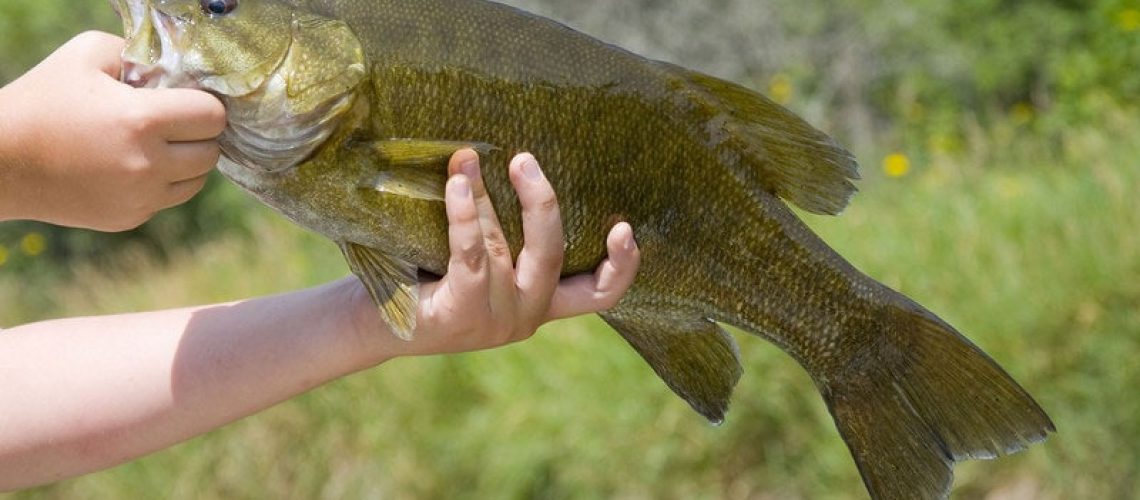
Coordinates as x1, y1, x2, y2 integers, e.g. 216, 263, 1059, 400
120, 108, 157, 140
595, 291, 622, 310
483, 237, 511, 259
72, 31, 115, 49
536, 195, 560, 214
120, 150, 151, 171
120, 151, 155, 176
461, 249, 485, 271
71, 31, 100, 47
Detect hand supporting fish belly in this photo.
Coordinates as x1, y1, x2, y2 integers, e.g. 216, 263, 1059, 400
114, 0, 1054, 498
359, 148, 642, 357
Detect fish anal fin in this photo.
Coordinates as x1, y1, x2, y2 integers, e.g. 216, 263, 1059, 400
601, 309, 743, 424
678, 68, 860, 215
339, 241, 419, 341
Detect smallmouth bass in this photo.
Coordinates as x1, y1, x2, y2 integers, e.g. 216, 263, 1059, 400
114, 1, 1054, 498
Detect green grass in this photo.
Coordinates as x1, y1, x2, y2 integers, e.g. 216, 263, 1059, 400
3, 114, 1138, 499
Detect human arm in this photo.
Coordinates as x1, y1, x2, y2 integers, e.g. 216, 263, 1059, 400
0, 150, 640, 490
0, 31, 225, 231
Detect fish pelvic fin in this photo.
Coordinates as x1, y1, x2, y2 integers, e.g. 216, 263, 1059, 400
819, 302, 1055, 500
673, 67, 860, 215
602, 309, 743, 424
339, 241, 419, 341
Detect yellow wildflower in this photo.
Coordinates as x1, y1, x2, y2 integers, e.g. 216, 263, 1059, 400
768, 73, 794, 105
0, 246, 8, 266
883, 153, 911, 178
1119, 9, 1140, 32
20, 232, 47, 257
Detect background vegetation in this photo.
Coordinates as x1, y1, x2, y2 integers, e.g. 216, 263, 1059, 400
2, 0, 1138, 498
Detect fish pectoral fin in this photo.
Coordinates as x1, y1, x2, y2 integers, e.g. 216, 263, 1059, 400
339, 242, 419, 341
601, 309, 743, 424
359, 140, 498, 201
359, 168, 448, 201
373, 139, 497, 168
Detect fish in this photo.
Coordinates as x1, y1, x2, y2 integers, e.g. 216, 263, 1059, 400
114, 1, 1054, 498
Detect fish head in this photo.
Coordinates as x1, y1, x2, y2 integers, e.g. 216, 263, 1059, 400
114, 0, 366, 173
115, 0, 295, 96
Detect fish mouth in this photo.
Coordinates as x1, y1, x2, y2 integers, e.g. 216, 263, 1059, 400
115, 0, 199, 90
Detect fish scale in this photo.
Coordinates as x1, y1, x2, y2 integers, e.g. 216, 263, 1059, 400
116, 0, 1054, 498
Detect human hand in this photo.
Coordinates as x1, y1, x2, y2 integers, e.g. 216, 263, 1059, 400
0, 31, 226, 231
352, 150, 640, 359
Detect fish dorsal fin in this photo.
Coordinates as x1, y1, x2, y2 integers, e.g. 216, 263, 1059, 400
358, 139, 498, 201
674, 67, 860, 215
601, 309, 743, 424
339, 241, 419, 340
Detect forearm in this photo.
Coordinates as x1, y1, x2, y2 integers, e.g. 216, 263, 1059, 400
0, 278, 387, 490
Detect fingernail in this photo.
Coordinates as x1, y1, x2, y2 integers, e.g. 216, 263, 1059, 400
460, 158, 478, 179
450, 175, 471, 198
623, 228, 635, 251
519, 153, 542, 180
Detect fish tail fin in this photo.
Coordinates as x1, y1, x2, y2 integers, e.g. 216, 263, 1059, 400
818, 301, 1054, 500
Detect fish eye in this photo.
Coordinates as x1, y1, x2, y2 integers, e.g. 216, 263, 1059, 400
200, 0, 238, 16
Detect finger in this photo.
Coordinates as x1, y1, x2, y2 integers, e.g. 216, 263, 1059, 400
441, 174, 491, 300
163, 174, 210, 208
449, 150, 512, 266
139, 88, 228, 141
546, 222, 640, 320
163, 140, 221, 182
511, 153, 565, 317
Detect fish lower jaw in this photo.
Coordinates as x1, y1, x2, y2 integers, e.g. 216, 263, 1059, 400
121, 62, 201, 90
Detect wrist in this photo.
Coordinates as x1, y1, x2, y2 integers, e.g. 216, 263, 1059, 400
0, 86, 24, 221
0, 83, 44, 223
324, 277, 399, 369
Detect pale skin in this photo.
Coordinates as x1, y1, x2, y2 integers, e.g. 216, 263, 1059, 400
0, 33, 641, 490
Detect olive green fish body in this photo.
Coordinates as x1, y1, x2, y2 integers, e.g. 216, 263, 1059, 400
117, 1, 1054, 498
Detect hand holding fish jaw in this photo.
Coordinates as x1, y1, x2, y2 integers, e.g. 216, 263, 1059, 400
355, 150, 641, 358
0, 31, 225, 231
